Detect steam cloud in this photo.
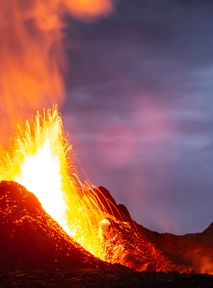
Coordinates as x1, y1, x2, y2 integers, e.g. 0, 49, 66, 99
0, 0, 113, 144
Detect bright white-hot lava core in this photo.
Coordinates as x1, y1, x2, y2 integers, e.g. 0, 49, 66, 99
0, 107, 118, 260
16, 139, 68, 233
0, 107, 211, 275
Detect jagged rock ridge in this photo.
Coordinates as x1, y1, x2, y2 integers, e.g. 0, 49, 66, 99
0, 181, 212, 274
96, 186, 213, 274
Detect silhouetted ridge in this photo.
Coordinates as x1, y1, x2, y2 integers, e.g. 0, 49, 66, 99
1, 181, 213, 274
95, 186, 213, 274
94, 186, 132, 222
202, 222, 213, 236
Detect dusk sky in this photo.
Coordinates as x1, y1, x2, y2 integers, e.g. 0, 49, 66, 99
62, 0, 213, 234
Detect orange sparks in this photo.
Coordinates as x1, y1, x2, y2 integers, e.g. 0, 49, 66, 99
0, 107, 119, 260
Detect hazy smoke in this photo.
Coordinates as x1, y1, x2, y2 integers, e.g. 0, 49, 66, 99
0, 0, 113, 144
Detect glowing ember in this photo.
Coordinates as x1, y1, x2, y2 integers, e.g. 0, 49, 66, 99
0, 107, 115, 260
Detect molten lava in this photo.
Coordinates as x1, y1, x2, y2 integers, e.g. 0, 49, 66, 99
0, 107, 117, 261
0, 107, 183, 273
1, 107, 211, 274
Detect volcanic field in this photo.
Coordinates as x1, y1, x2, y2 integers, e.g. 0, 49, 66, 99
1, 180, 213, 287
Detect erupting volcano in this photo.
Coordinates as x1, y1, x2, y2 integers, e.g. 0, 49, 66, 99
1, 1, 213, 287
0, 107, 175, 271
0, 106, 126, 263
1, 107, 213, 278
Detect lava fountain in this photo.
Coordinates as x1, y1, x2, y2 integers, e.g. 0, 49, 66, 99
0, 106, 121, 261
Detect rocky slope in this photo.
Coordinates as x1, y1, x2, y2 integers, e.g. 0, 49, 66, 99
95, 186, 213, 274
1, 270, 213, 288
139, 223, 213, 274
0, 181, 105, 271
0, 181, 212, 275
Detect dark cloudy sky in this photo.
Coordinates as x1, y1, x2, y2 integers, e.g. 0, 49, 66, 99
62, 0, 213, 234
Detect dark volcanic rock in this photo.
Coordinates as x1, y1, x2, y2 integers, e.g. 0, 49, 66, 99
138, 223, 213, 274
0, 181, 105, 271
92, 186, 213, 274
202, 222, 213, 239
91, 186, 132, 222
87, 186, 182, 272
1, 270, 213, 288
1, 180, 212, 276
99, 217, 190, 273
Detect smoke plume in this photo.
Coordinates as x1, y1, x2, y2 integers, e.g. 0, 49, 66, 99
0, 0, 113, 143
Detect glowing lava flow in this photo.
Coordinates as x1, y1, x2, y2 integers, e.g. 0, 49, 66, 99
0, 107, 113, 260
